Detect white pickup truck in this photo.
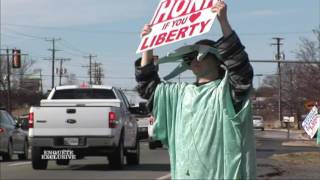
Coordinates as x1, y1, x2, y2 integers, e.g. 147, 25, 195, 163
29, 85, 140, 170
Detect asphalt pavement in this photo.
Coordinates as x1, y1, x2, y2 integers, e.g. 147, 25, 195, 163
0, 141, 170, 180
1, 129, 319, 180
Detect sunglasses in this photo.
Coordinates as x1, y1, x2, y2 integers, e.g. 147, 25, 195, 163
182, 51, 198, 66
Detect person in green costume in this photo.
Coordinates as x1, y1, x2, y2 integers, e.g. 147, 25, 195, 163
135, 1, 256, 179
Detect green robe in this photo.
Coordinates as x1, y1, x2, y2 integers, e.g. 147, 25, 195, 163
152, 72, 256, 179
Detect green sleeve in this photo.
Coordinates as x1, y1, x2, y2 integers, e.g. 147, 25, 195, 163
152, 82, 186, 147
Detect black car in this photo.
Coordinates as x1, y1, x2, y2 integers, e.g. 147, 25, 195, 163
0, 109, 29, 161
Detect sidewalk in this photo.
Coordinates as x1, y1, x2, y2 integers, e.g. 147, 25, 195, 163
264, 128, 319, 147
282, 129, 318, 147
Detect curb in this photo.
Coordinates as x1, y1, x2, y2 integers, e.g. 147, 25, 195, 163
282, 140, 318, 147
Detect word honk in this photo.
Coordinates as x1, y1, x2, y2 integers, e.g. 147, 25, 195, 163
141, 20, 211, 50
136, 0, 218, 53
152, 0, 213, 25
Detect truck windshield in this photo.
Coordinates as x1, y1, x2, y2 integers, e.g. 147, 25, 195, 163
52, 89, 116, 99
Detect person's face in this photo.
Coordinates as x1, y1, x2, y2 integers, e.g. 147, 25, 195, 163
183, 52, 219, 78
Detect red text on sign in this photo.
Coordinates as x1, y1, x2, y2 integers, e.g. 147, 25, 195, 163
140, 19, 211, 51
152, 0, 213, 25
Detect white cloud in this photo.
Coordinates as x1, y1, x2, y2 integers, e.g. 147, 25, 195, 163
3, 0, 148, 27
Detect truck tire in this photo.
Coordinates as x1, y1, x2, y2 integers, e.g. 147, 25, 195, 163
126, 139, 140, 165
108, 138, 124, 169
3, 142, 13, 161
18, 140, 29, 160
32, 147, 48, 170
56, 159, 70, 166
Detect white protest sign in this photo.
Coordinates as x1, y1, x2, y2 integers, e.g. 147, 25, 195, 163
136, 0, 218, 53
302, 106, 320, 138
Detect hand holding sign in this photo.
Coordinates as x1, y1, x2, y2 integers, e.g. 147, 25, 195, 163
141, 24, 152, 37
211, 0, 227, 21
211, 0, 233, 38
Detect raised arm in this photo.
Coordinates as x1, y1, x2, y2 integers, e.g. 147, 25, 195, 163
135, 24, 161, 111
212, 1, 254, 112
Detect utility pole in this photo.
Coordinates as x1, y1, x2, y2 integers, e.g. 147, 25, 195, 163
46, 38, 61, 89
39, 69, 43, 94
83, 54, 97, 85
271, 37, 284, 125
6, 49, 11, 113
287, 68, 295, 139
97, 65, 104, 85
94, 62, 104, 85
91, 62, 103, 85
56, 58, 71, 85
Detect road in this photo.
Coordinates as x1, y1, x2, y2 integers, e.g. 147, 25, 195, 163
1, 129, 318, 180
255, 129, 317, 159
0, 141, 170, 180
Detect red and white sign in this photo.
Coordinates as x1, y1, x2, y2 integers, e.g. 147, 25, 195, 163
136, 0, 218, 53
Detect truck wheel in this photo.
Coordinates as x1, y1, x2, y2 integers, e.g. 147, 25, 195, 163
126, 140, 140, 165
18, 141, 29, 160
32, 147, 48, 170
109, 138, 124, 169
3, 142, 13, 161
56, 159, 70, 166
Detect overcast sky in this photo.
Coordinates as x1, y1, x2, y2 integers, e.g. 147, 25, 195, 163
1, 0, 319, 94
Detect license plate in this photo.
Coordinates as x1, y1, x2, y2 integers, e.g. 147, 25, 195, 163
64, 138, 79, 146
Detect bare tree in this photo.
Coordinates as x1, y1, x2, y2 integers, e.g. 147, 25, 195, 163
0, 55, 38, 110
0, 55, 7, 90
11, 57, 36, 90
258, 28, 320, 128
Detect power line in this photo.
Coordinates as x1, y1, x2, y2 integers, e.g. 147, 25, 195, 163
10, 73, 133, 79
2, 23, 315, 36
2, 31, 87, 58
59, 40, 90, 55
3, 27, 46, 40
55, 47, 86, 58
250, 59, 320, 64
2, 24, 140, 35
